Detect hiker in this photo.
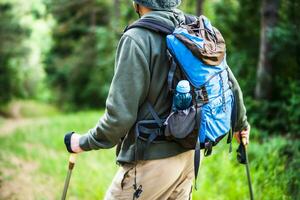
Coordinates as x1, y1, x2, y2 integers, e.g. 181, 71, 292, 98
64, 0, 250, 199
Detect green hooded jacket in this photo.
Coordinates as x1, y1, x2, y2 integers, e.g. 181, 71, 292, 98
79, 10, 249, 164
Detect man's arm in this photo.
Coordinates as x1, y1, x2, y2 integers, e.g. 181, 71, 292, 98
227, 67, 249, 132
78, 35, 150, 151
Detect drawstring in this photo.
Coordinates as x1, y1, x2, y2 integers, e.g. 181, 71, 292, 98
133, 164, 142, 200
133, 124, 143, 199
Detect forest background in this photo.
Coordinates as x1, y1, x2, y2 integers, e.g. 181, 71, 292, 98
0, 0, 299, 199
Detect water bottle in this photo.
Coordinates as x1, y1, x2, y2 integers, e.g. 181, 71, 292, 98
173, 80, 192, 110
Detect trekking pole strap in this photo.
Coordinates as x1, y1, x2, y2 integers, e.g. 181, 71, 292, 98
194, 138, 201, 190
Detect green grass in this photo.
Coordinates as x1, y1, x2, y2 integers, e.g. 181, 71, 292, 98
0, 100, 60, 118
0, 111, 299, 199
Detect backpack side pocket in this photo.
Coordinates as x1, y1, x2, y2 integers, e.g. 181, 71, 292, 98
164, 106, 198, 149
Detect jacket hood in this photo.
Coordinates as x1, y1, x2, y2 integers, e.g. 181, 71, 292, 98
140, 9, 185, 29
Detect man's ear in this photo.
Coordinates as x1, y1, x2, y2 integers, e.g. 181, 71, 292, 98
132, 2, 138, 12
132, 2, 141, 18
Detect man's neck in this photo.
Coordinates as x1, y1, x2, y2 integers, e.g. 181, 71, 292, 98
139, 6, 152, 16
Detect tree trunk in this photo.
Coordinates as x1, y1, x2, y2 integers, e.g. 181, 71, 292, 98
255, 0, 280, 100
114, 0, 120, 26
196, 0, 204, 16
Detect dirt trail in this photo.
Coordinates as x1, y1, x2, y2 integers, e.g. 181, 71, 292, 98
0, 118, 33, 136
0, 102, 47, 136
0, 102, 23, 135
0, 156, 55, 200
0, 104, 53, 199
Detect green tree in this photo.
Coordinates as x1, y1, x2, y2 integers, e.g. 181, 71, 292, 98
196, 0, 204, 16
0, 2, 28, 104
0, 0, 53, 105
46, 0, 116, 108
212, 0, 300, 134
255, 0, 280, 100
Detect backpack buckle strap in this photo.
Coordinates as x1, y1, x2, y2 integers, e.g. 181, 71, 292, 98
204, 141, 213, 156
138, 126, 165, 140
138, 126, 162, 135
134, 122, 165, 161
146, 132, 158, 147
146, 102, 163, 127
195, 86, 209, 105
227, 128, 233, 153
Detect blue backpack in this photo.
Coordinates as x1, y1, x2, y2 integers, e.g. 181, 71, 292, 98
125, 15, 236, 191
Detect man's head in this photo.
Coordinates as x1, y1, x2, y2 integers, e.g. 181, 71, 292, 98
133, 0, 181, 11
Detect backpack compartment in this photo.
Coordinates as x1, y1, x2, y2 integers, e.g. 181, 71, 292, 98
199, 88, 234, 143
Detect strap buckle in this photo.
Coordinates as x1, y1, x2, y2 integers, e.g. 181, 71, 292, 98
195, 86, 209, 105
133, 184, 143, 199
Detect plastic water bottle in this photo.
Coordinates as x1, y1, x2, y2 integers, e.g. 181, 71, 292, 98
173, 80, 192, 110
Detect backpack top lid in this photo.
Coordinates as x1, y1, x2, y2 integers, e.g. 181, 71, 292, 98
173, 28, 204, 48
173, 16, 226, 66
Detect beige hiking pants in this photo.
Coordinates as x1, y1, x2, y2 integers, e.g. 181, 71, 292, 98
104, 150, 199, 200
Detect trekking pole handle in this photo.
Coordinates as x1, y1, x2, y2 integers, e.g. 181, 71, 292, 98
68, 154, 77, 170
241, 137, 248, 149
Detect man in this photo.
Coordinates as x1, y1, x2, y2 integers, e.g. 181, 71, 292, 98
64, 1, 250, 199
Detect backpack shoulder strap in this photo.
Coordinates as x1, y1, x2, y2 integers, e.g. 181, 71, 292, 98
124, 14, 197, 34
124, 18, 174, 35
184, 14, 197, 24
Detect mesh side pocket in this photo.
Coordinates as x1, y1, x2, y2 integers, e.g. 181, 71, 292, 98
164, 106, 196, 139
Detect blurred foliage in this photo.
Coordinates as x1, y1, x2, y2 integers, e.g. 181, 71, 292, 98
0, 0, 54, 105
0, 0, 299, 131
209, 0, 300, 136
45, 0, 116, 109
0, 1, 28, 104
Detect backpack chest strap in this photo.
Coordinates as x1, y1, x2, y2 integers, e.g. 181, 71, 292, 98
124, 19, 174, 35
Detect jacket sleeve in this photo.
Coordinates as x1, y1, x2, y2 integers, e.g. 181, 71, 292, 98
79, 35, 150, 151
227, 67, 249, 132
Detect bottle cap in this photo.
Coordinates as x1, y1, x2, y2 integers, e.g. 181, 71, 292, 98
176, 80, 191, 93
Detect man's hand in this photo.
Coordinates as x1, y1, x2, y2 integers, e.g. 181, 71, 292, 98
234, 125, 251, 145
64, 132, 84, 153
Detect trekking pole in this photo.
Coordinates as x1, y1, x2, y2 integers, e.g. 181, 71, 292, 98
241, 138, 254, 200
61, 154, 77, 200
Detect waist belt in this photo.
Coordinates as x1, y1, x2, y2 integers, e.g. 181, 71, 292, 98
139, 133, 167, 142
135, 120, 166, 143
